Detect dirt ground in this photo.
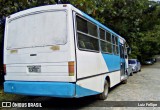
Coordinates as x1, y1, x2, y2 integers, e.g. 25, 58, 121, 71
106, 61, 160, 101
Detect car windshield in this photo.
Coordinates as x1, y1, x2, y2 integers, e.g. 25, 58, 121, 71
129, 60, 136, 64
146, 59, 152, 61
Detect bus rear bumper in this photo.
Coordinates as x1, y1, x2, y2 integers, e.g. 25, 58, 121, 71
4, 81, 100, 98
4, 81, 75, 98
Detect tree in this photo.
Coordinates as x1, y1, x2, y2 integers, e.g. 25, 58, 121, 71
0, 0, 160, 62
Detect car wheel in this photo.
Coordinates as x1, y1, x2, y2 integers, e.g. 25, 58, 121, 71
122, 79, 127, 84
135, 68, 138, 73
98, 80, 109, 100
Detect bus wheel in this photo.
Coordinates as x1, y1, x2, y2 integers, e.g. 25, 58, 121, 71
98, 81, 109, 100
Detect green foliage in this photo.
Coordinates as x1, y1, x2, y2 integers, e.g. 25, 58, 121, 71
0, 0, 160, 62
0, 0, 56, 17
70, 0, 160, 61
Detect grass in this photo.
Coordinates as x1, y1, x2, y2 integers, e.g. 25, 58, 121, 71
0, 85, 22, 101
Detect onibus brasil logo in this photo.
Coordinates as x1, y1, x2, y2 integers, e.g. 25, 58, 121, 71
1, 102, 42, 108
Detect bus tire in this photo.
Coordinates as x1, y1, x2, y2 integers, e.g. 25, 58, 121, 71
98, 80, 109, 100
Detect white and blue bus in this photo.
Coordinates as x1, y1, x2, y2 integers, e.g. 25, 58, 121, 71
4, 4, 129, 99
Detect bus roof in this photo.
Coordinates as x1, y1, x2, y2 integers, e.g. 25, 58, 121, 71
7, 4, 126, 42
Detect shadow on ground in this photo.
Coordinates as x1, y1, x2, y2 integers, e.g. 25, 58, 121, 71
0, 86, 102, 109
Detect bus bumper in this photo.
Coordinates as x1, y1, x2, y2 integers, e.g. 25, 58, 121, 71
4, 81, 75, 98
4, 81, 99, 98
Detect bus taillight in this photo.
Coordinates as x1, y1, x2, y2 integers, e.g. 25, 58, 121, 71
68, 62, 74, 76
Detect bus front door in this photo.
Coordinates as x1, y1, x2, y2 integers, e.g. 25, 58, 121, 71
120, 44, 126, 80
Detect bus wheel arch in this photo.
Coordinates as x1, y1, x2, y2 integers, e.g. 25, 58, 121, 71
105, 76, 110, 88
97, 76, 110, 100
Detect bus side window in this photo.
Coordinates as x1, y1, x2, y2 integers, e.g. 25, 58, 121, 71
85, 42, 94, 50
76, 15, 99, 52
77, 16, 88, 33
106, 31, 111, 42
112, 35, 119, 55
100, 28, 105, 40
87, 22, 97, 37
100, 28, 113, 54
112, 35, 115, 44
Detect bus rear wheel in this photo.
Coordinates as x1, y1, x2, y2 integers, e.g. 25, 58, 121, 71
98, 80, 109, 100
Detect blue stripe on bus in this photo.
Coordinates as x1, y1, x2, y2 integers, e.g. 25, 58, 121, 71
4, 81, 75, 98
75, 85, 99, 97
102, 54, 120, 72
4, 81, 100, 98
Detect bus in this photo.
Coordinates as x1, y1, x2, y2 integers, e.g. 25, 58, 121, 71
3, 4, 129, 100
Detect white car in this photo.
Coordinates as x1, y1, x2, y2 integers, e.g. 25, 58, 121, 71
128, 59, 141, 73
128, 65, 133, 76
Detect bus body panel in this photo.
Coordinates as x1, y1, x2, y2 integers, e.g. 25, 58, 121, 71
4, 81, 76, 98
73, 7, 123, 94
5, 63, 76, 82
76, 51, 109, 79
6, 46, 69, 64
4, 5, 76, 83
4, 80, 100, 98
75, 50, 121, 93
102, 54, 120, 71
107, 71, 121, 87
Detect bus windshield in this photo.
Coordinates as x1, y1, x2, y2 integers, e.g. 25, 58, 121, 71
7, 10, 67, 49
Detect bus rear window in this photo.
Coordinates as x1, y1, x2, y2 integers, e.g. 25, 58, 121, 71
7, 10, 67, 49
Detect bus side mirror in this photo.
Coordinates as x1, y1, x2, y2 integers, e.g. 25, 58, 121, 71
127, 47, 131, 54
